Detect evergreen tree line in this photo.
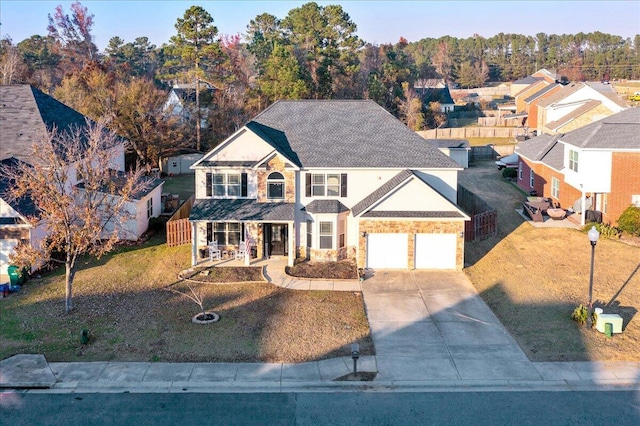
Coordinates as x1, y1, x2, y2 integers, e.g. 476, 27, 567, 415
1, 2, 638, 165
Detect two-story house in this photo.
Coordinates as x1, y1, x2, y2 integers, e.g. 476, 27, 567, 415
535, 82, 628, 135
0, 85, 164, 277
516, 108, 640, 226
189, 100, 470, 270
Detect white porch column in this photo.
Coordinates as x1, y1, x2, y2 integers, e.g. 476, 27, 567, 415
191, 221, 197, 266
580, 190, 586, 226
288, 221, 295, 267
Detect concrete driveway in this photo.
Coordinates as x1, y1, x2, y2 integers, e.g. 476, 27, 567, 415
362, 270, 542, 381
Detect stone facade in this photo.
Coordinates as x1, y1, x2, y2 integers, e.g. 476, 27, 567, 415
256, 156, 295, 203
306, 246, 356, 262
357, 220, 465, 270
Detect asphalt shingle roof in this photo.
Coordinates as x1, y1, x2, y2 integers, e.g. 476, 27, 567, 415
516, 108, 640, 170
559, 107, 640, 150
190, 199, 296, 222
523, 83, 560, 104
361, 211, 465, 218
516, 133, 561, 161
545, 100, 602, 131
248, 100, 459, 169
0, 158, 38, 219
0, 84, 126, 164
302, 200, 350, 214
351, 169, 413, 216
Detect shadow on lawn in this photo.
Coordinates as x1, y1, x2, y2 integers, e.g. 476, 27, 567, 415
1, 269, 371, 365
480, 281, 638, 362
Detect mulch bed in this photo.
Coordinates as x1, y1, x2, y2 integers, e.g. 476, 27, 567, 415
286, 260, 358, 279
185, 266, 265, 283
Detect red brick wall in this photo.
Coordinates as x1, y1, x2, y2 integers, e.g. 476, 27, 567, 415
608, 152, 640, 225
518, 160, 582, 210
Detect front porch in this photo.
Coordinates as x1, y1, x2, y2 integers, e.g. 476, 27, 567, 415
191, 220, 295, 267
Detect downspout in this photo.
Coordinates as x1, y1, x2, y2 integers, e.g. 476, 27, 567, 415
580, 189, 586, 227
288, 221, 294, 267
191, 221, 197, 266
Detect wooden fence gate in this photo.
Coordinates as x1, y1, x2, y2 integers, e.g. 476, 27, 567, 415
458, 185, 498, 242
166, 194, 194, 247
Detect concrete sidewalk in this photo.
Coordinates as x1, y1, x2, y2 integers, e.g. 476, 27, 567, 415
2, 264, 639, 393
1, 354, 639, 393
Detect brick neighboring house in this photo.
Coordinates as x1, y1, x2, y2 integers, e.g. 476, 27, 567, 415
515, 108, 640, 226
189, 100, 470, 270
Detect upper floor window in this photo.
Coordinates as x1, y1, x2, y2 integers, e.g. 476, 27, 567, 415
305, 173, 347, 197
206, 172, 247, 197
569, 150, 579, 172
267, 172, 285, 199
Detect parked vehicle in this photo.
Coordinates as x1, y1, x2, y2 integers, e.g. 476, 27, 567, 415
495, 153, 519, 170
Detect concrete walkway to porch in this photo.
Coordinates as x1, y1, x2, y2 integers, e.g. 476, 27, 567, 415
197, 256, 363, 292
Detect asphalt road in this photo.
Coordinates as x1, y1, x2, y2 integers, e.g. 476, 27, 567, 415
2, 391, 639, 425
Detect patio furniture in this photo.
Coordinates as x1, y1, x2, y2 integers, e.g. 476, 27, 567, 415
522, 202, 544, 222
208, 241, 221, 261
547, 208, 566, 220
235, 242, 247, 260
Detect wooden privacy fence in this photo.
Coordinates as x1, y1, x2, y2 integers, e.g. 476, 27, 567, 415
166, 194, 194, 247
469, 144, 516, 162
457, 185, 497, 242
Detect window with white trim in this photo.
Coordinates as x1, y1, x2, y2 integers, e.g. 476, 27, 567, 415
213, 173, 241, 197
518, 162, 523, 180
632, 195, 640, 207
551, 177, 560, 199
338, 219, 346, 249
529, 169, 535, 188
267, 172, 285, 199
146, 197, 153, 219
312, 174, 340, 197
306, 220, 312, 248
208, 222, 242, 245
319, 221, 333, 249
569, 149, 579, 172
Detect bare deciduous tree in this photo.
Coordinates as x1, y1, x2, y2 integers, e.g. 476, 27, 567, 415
1, 121, 151, 313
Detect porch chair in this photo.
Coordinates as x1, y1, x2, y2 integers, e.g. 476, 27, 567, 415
208, 241, 221, 261
235, 241, 247, 260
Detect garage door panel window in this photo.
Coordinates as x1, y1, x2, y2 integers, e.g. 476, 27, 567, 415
319, 222, 333, 249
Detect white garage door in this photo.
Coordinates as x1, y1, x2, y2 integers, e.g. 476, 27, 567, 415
415, 233, 457, 269
0, 239, 20, 275
366, 233, 408, 269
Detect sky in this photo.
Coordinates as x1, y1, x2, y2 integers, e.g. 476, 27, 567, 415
1, 0, 639, 50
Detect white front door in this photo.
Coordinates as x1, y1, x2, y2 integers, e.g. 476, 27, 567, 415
414, 233, 457, 269
366, 233, 408, 269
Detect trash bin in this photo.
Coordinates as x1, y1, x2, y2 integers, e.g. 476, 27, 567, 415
7, 265, 21, 286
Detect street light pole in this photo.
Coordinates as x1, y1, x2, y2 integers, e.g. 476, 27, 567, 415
586, 226, 600, 329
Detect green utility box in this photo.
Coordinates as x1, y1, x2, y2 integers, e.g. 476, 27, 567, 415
605, 323, 613, 338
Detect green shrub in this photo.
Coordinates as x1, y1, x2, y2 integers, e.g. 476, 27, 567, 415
502, 168, 517, 179
583, 222, 620, 239
571, 304, 597, 326
617, 205, 640, 237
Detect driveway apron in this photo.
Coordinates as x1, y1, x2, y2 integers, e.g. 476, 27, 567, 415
362, 270, 541, 381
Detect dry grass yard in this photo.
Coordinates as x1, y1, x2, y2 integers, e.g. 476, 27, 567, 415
0, 234, 372, 363
461, 162, 640, 362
